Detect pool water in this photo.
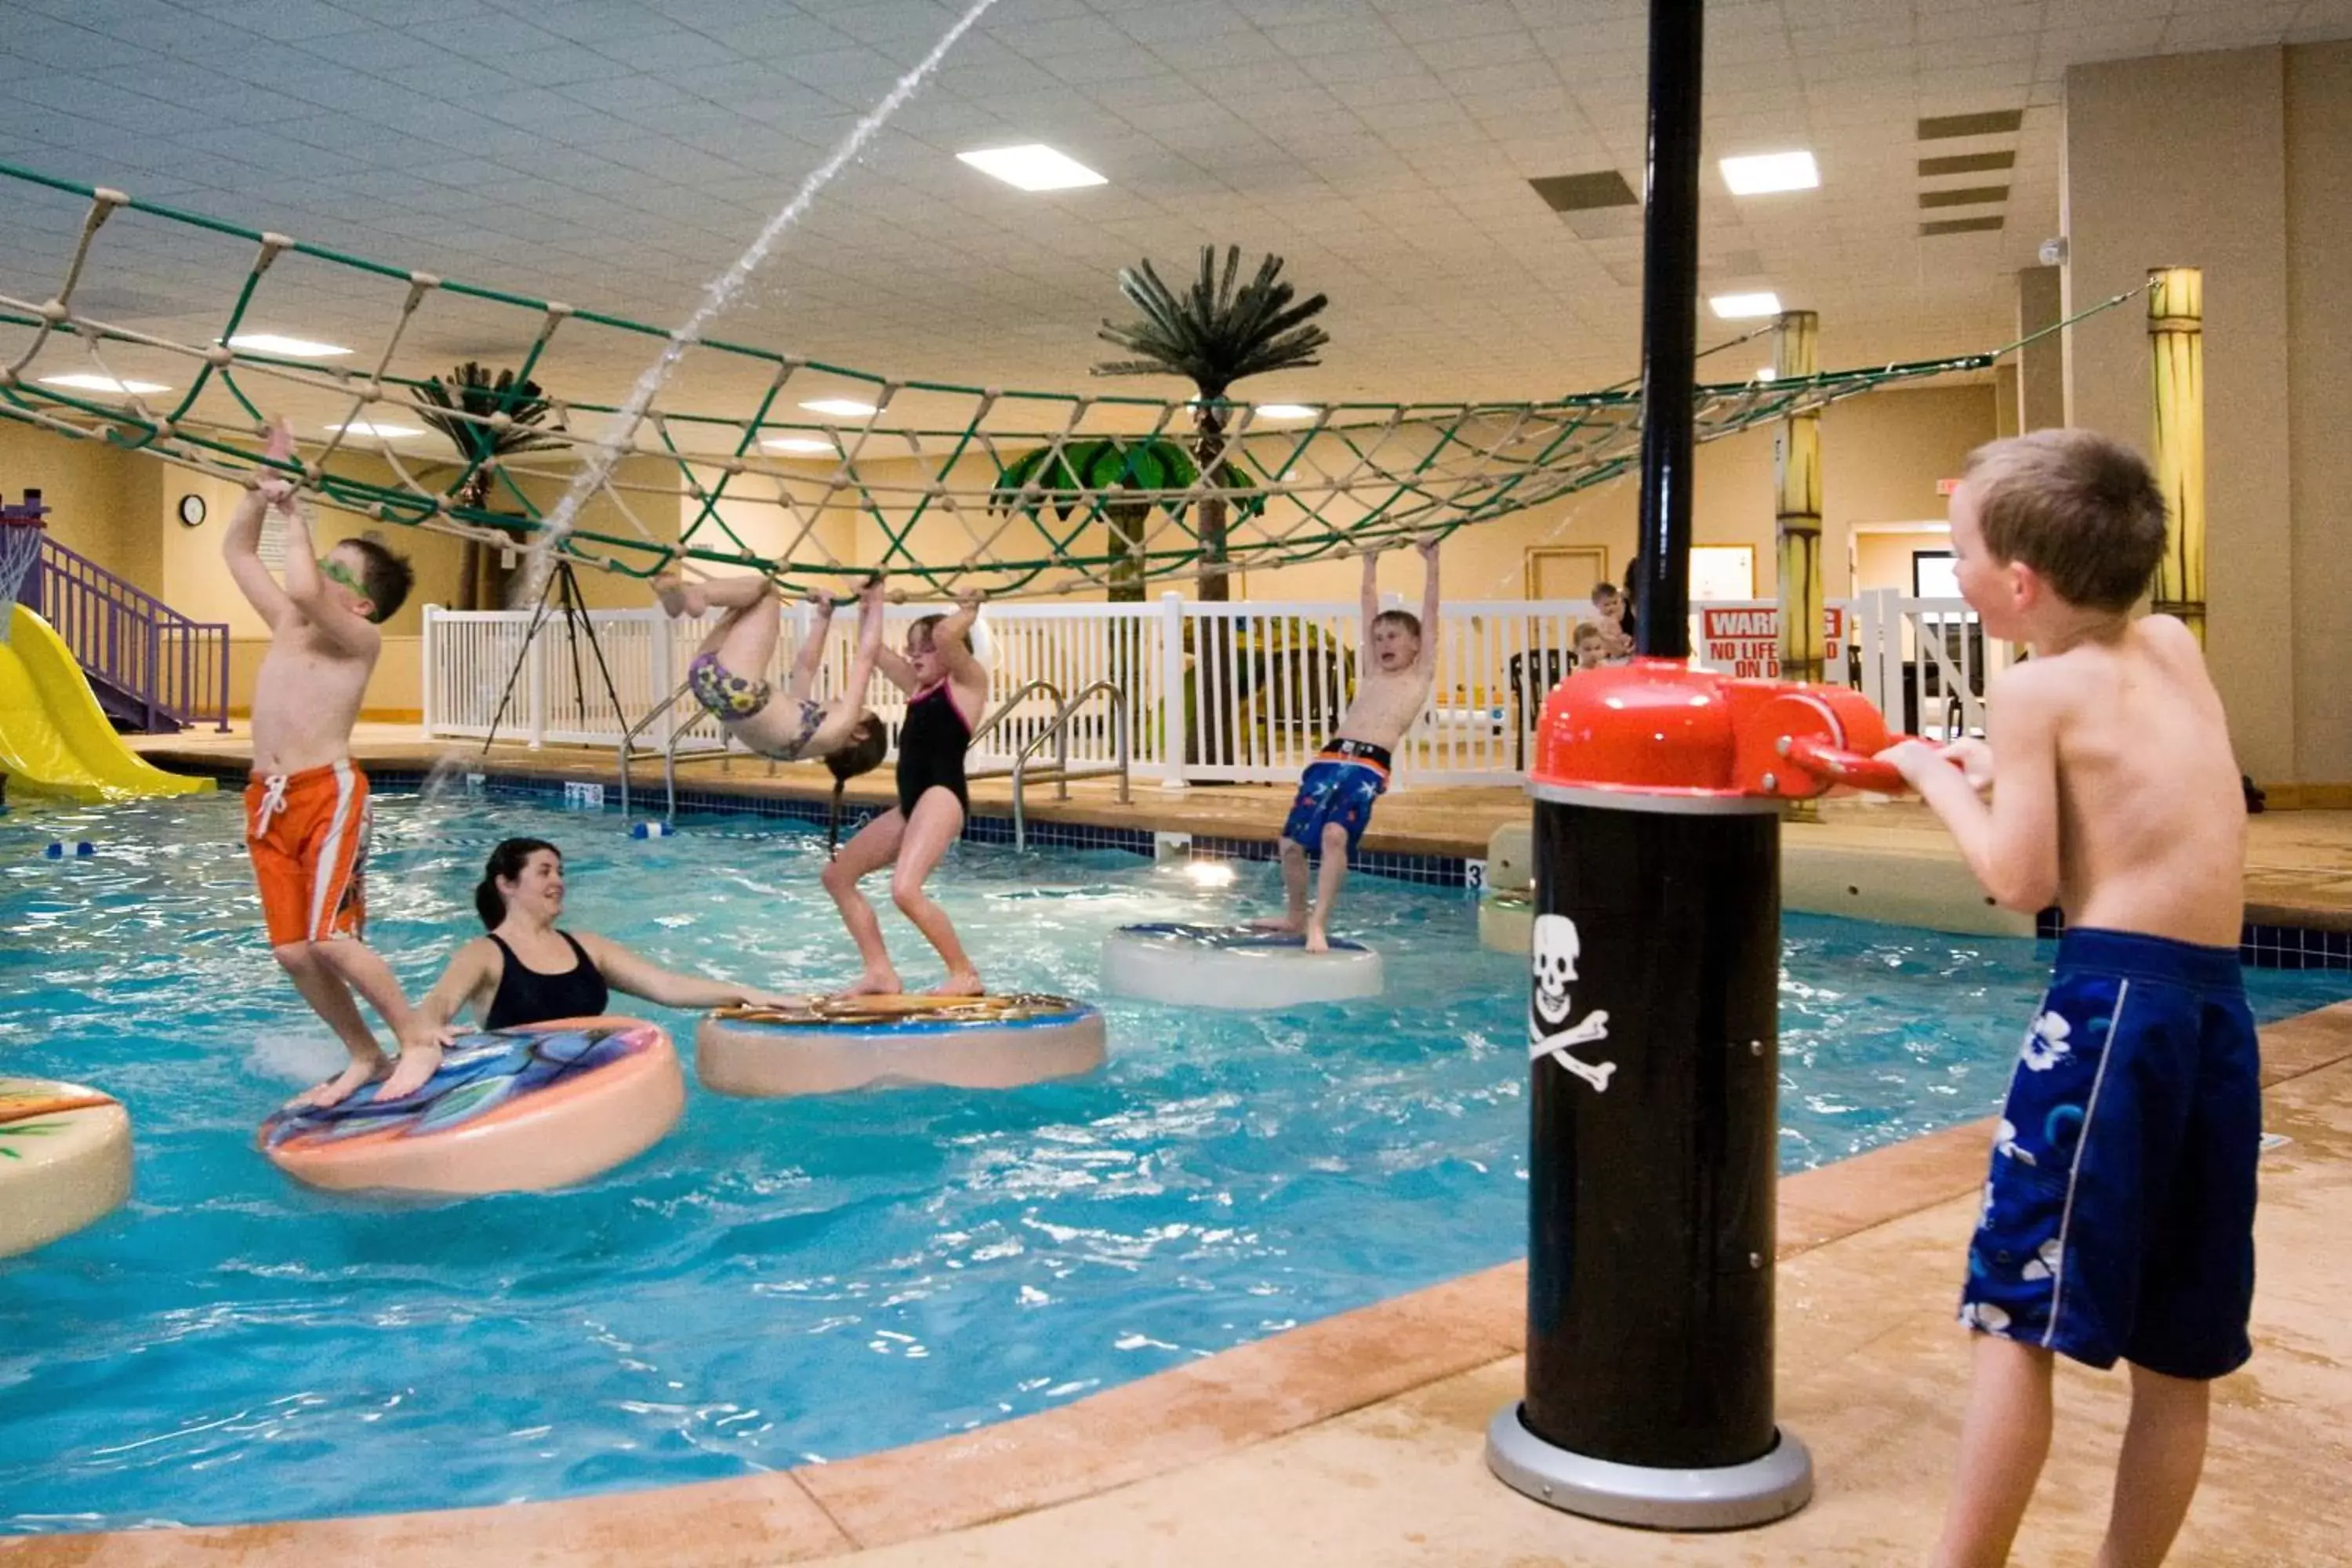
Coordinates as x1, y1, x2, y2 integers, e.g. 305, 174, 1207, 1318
2, 791, 2345, 1534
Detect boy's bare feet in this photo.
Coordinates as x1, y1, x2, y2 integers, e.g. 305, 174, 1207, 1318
927, 969, 985, 997
1304, 922, 1331, 954
289, 1051, 388, 1110
837, 967, 903, 998
377, 1040, 445, 1102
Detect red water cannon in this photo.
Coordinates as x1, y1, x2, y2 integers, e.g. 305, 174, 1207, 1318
1530, 659, 1912, 800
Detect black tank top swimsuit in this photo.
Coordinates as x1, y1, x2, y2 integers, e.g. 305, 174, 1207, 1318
482, 931, 611, 1030
895, 681, 971, 818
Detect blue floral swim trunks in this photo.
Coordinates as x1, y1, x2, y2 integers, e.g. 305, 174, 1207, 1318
1960, 927, 2260, 1380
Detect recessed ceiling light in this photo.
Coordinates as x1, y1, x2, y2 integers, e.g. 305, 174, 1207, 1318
1709, 292, 1782, 320
327, 420, 423, 439
38, 372, 170, 395
1255, 404, 1318, 420
761, 437, 835, 454
955, 143, 1108, 193
225, 333, 352, 358
1719, 151, 1820, 195
799, 397, 878, 419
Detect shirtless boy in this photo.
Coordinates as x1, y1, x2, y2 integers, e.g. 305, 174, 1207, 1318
226, 420, 434, 1107
1257, 539, 1440, 951
1878, 430, 2256, 1568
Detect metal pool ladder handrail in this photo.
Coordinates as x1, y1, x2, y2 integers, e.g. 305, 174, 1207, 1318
617, 678, 703, 824
965, 678, 1066, 757
1007, 680, 1131, 851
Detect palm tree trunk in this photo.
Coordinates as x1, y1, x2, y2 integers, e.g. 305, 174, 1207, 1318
1105, 503, 1148, 604
456, 539, 485, 612
1189, 402, 1237, 766
1192, 403, 1230, 604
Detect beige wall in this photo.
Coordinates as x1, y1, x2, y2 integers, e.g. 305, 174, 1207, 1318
2064, 46, 2303, 781
1853, 528, 1954, 595
2282, 42, 2352, 782
0, 419, 163, 586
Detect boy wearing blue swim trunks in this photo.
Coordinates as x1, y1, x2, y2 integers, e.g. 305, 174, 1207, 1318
1255, 539, 1440, 952
1879, 430, 2256, 1568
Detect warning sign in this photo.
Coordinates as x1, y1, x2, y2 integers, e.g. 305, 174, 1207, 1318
1699, 606, 1846, 679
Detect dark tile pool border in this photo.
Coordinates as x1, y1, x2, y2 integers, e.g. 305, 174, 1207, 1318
133, 758, 2351, 967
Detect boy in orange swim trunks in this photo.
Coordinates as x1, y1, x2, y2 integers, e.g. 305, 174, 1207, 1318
227, 419, 435, 1108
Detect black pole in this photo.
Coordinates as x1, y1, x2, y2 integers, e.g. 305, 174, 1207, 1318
1485, 0, 1811, 1529
1632, 0, 1702, 660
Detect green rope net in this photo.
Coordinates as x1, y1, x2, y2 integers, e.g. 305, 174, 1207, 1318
0, 162, 2138, 601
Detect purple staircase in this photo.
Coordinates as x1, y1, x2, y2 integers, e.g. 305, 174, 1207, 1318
21, 535, 230, 734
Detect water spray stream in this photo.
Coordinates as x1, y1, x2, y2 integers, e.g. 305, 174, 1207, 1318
514, 0, 1004, 608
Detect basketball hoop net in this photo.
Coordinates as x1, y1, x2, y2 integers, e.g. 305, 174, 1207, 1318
0, 496, 47, 644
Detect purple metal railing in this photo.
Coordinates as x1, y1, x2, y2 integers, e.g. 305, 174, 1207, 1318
23, 535, 230, 733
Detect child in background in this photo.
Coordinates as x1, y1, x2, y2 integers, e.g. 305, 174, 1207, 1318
1589, 580, 1634, 656
224, 419, 437, 1106
656, 567, 889, 772
1878, 430, 2256, 1568
1255, 539, 1440, 952
822, 591, 989, 996
1573, 620, 1610, 671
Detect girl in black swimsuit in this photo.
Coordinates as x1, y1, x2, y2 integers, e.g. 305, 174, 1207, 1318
413, 839, 793, 1035
818, 590, 990, 998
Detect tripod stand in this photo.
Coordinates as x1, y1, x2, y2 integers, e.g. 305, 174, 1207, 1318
480, 554, 630, 756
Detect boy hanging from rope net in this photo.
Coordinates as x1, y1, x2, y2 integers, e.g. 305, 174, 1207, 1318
1255, 538, 1442, 951
226, 419, 441, 1108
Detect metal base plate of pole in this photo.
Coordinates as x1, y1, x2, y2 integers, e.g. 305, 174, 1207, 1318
1486, 1404, 1813, 1531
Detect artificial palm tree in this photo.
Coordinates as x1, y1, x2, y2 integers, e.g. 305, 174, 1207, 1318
1093, 245, 1329, 603
990, 436, 1265, 602
412, 362, 563, 609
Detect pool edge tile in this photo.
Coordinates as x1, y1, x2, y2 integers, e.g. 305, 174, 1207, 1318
0, 1470, 853, 1566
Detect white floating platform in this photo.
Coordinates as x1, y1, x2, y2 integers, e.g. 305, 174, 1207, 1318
1102, 923, 1385, 1009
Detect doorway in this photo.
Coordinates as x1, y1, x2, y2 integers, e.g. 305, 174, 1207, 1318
1524, 545, 1607, 601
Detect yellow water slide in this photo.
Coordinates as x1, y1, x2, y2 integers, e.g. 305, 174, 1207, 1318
0, 604, 211, 803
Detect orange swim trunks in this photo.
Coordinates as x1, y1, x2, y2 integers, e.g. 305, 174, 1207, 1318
244, 761, 372, 946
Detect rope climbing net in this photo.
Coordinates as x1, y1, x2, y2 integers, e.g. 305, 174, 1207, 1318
0, 162, 2141, 601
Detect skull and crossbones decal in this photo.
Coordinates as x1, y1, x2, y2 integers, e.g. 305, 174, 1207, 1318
1529, 913, 1613, 1091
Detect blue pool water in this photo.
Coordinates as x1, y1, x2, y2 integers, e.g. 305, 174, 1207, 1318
2, 790, 2346, 1534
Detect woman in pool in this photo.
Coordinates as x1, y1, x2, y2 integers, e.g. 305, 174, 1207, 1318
415, 838, 800, 1033
820, 589, 989, 997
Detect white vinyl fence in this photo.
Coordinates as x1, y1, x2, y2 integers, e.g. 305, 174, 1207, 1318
423, 588, 2009, 786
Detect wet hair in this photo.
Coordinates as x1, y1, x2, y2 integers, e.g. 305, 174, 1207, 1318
1961, 430, 2168, 612
1370, 608, 1421, 638
826, 711, 888, 855
337, 536, 416, 622
475, 837, 560, 928
907, 612, 945, 649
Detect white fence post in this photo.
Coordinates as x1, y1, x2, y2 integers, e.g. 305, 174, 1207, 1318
1159, 590, 1188, 792
420, 606, 440, 737
525, 627, 546, 750
651, 608, 676, 750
